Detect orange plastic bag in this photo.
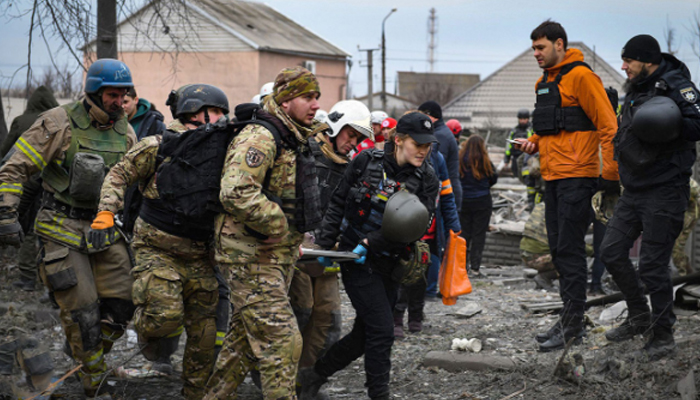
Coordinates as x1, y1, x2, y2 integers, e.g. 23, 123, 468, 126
438, 230, 471, 305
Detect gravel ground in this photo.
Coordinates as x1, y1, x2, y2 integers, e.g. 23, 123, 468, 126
1, 250, 699, 400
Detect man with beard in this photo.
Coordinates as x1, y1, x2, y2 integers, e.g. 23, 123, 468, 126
204, 67, 324, 400
516, 20, 618, 352
600, 35, 700, 360
0, 59, 137, 396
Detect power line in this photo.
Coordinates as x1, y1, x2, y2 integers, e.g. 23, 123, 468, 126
385, 57, 504, 64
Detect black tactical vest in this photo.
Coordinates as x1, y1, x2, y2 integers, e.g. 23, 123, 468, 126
532, 61, 597, 136
308, 136, 347, 204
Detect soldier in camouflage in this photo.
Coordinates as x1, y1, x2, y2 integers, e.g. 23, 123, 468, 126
204, 67, 323, 400
94, 84, 229, 399
671, 178, 699, 276
0, 59, 136, 397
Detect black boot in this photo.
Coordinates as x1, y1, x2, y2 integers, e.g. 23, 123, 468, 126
643, 327, 676, 360
605, 310, 650, 342
152, 335, 180, 375
298, 367, 328, 400
539, 316, 585, 352
535, 321, 561, 344
12, 275, 37, 291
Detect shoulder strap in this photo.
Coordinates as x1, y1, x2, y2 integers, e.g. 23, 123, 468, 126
554, 61, 591, 84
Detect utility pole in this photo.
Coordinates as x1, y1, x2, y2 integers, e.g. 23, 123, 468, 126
359, 47, 379, 110
427, 8, 437, 72
97, 0, 118, 59
381, 8, 397, 112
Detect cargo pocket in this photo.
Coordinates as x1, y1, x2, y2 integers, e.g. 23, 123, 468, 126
43, 246, 76, 291
188, 276, 219, 314
132, 267, 182, 309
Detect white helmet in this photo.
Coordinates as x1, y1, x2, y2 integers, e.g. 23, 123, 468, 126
260, 82, 274, 99
315, 109, 329, 123
251, 94, 261, 104
327, 100, 373, 139
370, 110, 389, 125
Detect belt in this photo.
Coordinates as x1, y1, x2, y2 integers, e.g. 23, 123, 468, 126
41, 192, 97, 221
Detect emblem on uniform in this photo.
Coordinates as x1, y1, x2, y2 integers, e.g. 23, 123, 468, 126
245, 147, 266, 168
424, 120, 432, 129
681, 87, 697, 103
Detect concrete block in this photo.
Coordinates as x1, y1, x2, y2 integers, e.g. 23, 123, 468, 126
423, 351, 517, 372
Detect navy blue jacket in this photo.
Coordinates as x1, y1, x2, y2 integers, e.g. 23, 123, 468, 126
433, 119, 462, 211
430, 148, 461, 255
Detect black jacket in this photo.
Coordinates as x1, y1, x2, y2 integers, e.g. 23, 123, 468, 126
1, 86, 59, 157
317, 142, 439, 261
616, 53, 700, 191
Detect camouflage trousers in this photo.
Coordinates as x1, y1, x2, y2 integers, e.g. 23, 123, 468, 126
38, 238, 133, 394
132, 246, 218, 399
17, 232, 39, 281
289, 268, 342, 369
204, 262, 301, 400
521, 251, 556, 273
672, 213, 698, 276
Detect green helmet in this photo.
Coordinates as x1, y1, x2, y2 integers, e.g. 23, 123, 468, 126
381, 190, 430, 243
591, 190, 619, 225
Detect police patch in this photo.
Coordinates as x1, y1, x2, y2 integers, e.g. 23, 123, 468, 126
681, 87, 697, 103
245, 147, 266, 168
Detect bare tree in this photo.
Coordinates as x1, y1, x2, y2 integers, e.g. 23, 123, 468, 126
664, 16, 679, 55
409, 78, 456, 108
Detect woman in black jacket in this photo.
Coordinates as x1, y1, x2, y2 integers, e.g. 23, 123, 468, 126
301, 113, 440, 400
459, 135, 498, 274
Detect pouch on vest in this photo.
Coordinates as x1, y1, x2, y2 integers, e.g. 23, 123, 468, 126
392, 241, 431, 284
68, 152, 105, 203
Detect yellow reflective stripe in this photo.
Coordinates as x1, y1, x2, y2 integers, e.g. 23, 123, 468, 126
84, 349, 104, 368
0, 183, 23, 195
215, 331, 225, 346
166, 325, 184, 338
15, 137, 46, 170
35, 221, 82, 246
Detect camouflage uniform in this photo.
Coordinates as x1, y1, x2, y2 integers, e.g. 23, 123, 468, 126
672, 178, 700, 275
0, 98, 136, 394
98, 120, 218, 399
205, 94, 322, 399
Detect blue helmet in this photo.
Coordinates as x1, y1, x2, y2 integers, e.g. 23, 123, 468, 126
84, 59, 133, 94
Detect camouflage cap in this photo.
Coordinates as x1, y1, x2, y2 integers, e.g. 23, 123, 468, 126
273, 66, 321, 105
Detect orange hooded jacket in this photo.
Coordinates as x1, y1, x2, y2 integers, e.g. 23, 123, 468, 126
528, 48, 619, 182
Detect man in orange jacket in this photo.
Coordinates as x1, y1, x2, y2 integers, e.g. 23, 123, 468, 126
516, 20, 619, 352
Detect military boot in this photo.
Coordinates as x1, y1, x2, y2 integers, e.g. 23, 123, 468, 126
298, 367, 328, 400
393, 315, 404, 339
151, 335, 180, 375
539, 316, 585, 352
605, 310, 651, 342
535, 321, 561, 344
12, 276, 37, 291
642, 327, 676, 361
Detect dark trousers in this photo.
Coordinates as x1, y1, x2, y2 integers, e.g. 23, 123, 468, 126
591, 213, 607, 288
459, 196, 492, 271
315, 262, 398, 399
544, 177, 597, 322
600, 184, 688, 332
394, 276, 427, 322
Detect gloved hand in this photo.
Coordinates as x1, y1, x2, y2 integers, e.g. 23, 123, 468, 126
317, 257, 333, 267
0, 209, 24, 248
88, 211, 117, 250
598, 177, 621, 197
352, 243, 368, 264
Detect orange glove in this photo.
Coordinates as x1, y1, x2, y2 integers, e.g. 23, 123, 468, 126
91, 211, 115, 230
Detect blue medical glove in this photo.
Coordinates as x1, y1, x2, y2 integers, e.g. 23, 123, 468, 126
352, 244, 368, 264
317, 256, 333, 267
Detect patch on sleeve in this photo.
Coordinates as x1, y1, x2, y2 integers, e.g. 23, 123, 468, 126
681, 87, 697, 103
245, 147, 266, 168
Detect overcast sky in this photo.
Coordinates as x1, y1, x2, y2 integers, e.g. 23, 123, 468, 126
1, 0, 699, 97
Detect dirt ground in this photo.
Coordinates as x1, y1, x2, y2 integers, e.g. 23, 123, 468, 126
1, 247, 699, 400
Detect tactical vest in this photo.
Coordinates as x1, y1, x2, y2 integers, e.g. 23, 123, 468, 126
41, 101, 128, 210
532, 61, 597, 136
339, 150, 426, 250
140, 120, 236, 242
308, 136, 347, 203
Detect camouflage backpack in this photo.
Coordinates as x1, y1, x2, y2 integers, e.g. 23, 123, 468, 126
392, 241, 431, 285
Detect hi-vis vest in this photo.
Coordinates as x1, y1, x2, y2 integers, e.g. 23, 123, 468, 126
41, 102, 128, 210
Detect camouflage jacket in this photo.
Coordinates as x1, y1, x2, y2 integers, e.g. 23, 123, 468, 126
99, 120, 210, 256
0, 99, 136, 251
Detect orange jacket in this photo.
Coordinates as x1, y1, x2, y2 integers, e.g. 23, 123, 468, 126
528, 49, 619, 182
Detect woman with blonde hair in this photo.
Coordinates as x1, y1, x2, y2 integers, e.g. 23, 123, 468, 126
459, 135, 498, 275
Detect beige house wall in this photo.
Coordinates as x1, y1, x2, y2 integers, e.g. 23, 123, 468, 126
258, 52, 347, 112
118, 51, 260, 122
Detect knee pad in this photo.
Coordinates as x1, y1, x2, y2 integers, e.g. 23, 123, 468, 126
100, 298, 135, 331
71, 302, 102, 352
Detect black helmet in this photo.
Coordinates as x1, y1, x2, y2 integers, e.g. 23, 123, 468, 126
631, 96, 682, 144
381, 190, 430, 243
166, 84, 230, 120
517, 108, 530, 119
